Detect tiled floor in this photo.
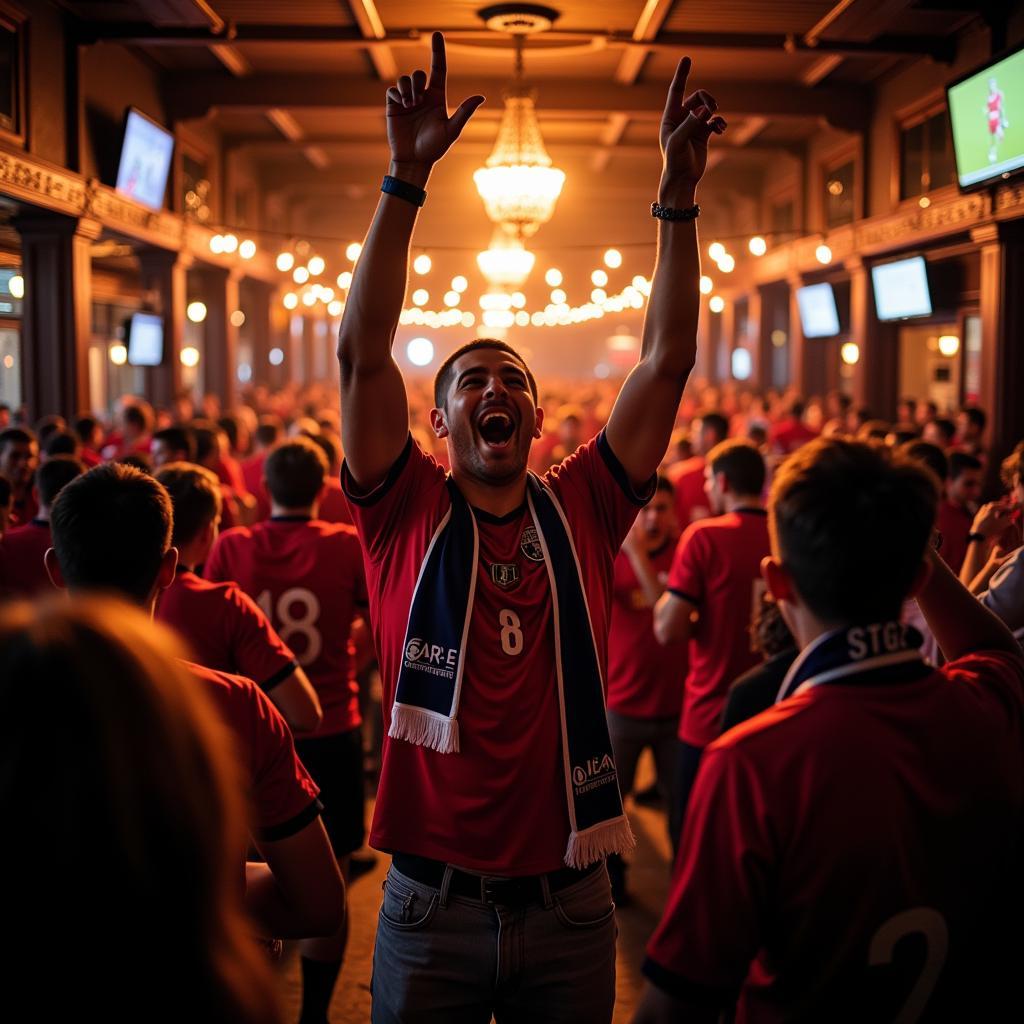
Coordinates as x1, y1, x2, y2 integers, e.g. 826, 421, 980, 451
278, 756, 672, 1023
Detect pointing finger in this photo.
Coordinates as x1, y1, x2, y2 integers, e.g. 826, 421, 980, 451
662, 57, 692, 124
428, 31, 447, 92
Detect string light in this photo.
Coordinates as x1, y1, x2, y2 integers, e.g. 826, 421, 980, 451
9, 274, 24, 298
186, 301, 207, 323
709, 295, 725, 313
239, 239, 257, 259
604, 248, 622, 269
452, 275, 469, 292
209, 234, 225, 254
307, 255, 326, 276
412, 288, 429, 306
180, 346, 201, 367
444, 290, 460, 307
545, 268, 563, 287
748, 236, 767, 257
708, 242, 725, 261
413, 254, 432, 275
407, 337, 435, 366
293, 266, 310, 284
816, 243, 833, 265
841, 342, 860, 365
938, 334, 960, 357
550, 288, 566, 304
328, 299, 344, 316
699, 275, 713, 295
109, 343, 128, 365
591, 269, 608, 287
276, 252, 295, 272
302, 290, 317, 307
718, 254, 736, 273
230, 309, 246, 327
346, 242, 362, 261
337, 271, 352, 289
283, 292, 298, 310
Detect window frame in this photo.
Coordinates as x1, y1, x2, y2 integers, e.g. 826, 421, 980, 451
0, 2, 28, 147
893, 90, 957, 207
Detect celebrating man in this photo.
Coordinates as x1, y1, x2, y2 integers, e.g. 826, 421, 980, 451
337, 32, 723, 1024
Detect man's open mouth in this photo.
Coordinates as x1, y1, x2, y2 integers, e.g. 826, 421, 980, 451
478, 410, 516, 448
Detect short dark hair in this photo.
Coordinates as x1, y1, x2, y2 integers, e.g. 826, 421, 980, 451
36, 455, 86, 508
116, 452, 153, 474
255, 416, 282, 449
432, 339, 538, 409
123, 401, 154, 434
43, 430, 81, 458
949, 451, 982, 480
264, 438, 328, 509
73, 415, 99, 444
155, 463, 222, 547
0, 427, 35, 452
699, 412, 729, 444
770, 438, 937, 623
153, 426, 196, 462
307, 431, 341, 475
930, 417, 956, 444
961, 405, 987, 432
50, 463, 172, 603
190, 421, 220, 465
654, 473, 674, 496
707, 438, 766, 496
35, 415, 66, 446
899, 440, 948, 483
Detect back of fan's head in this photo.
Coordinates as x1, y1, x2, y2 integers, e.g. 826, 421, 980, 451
265, 436, 328, 509
769, 438, 937, 624
36, 455, 86, 508
0, 597, 281, 1022
155, 463, 222, 547
50, 462, 173, 603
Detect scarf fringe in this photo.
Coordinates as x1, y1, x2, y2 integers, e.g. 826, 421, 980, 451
389, 705, 460, 754
564, 815, 637, 869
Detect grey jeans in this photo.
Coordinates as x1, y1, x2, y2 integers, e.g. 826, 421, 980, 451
370, 861, 617, 1023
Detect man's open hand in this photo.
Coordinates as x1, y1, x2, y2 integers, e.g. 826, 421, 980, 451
659, 57, 726, 194
386, 32, 485, 174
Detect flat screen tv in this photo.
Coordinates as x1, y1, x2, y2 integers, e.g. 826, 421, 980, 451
115, 108, 175, 211
796, 283, 840, 338
126, 312, 164, 366
947, 44, 1024, 189
871, 256, 932, 321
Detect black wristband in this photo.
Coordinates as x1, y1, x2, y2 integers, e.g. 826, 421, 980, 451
382, 175, 427, 207
651, 201, 700, 222
968, 532, 987, 543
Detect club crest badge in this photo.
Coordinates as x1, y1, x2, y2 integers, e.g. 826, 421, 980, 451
490, 562, 520, 589
520, 526, 544, 562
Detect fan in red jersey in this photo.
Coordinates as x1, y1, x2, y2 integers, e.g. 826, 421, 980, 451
153, 462, 322, 736
0, 455, 84, 598
605, 474, 687, 904
665, 411, 727, 528
654, 438, 770, 851
44, 462, 344, 948
337, 31, 724, 1023
0, 427, 39, 527
635, 439, 1024, 1024
206, 436, 368, 1024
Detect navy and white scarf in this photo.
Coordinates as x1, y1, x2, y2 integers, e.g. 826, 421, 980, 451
390, 473, 635, 869
776, 621, 932, 703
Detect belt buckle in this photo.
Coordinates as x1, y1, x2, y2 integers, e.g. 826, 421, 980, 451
481, 877, 507, 904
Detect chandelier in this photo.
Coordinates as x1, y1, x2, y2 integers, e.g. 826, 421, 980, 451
477, 227, 536, 288
473, 35, 565, 238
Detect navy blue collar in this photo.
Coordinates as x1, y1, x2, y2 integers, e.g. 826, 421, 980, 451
776, 621, 931, 703
271, 514, 313, 522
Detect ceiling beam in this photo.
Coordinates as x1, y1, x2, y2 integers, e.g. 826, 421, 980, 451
265, 108, 329, 170
615, 0, 674, 85
801, 54, 844, 86
77, 23, 956, 61
805, 0, 914, 45
347, 0, 398, 81
591, 114, 630, 173
166, 75, 870, 131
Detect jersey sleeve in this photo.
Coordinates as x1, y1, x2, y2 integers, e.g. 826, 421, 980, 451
942, 647, 1024, 716
643, 743, 768, 1008
667, 525, 707, 605
341, 435, 448, 564
544, 430, 656, 554
245, 682, 322, 841
227, 584, 301, 693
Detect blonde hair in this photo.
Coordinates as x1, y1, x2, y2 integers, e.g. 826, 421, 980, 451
0, 597, 283, 1023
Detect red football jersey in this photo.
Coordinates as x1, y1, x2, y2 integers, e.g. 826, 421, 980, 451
206, 517, 367, 736
155, 570, 299, 693
317, 478, 354, 525
241, 452, 271, 521
667, 457, 711, 528
646, 650, 1024, 1021
185, 659, 320, 839
343, 432, 650, 875
768, 417, 819, 455
936, 499, 972, 574
607, 544, 687, 719
0, 520, 53, 597
668, 509, 770, 747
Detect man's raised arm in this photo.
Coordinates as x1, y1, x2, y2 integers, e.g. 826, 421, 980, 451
337, 32, 483, 489
605, 59, 725, 488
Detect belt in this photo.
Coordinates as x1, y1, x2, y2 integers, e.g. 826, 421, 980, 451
392, 852, 603, 908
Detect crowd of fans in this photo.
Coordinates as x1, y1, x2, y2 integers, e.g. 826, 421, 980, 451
0, 373, 1021, 1019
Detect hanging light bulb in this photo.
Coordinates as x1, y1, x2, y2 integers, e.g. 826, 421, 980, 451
276, 251, 295, 272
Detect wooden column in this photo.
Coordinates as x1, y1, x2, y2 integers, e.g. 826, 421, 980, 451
848, 256, 898, 417
975, 221, 1024, 472
196, 266, 240, 411
242, 279, 273, 387
138, 247, 190, 409
787, 275, 808, 395
745, 287, 764, 386
14, 212, 100, 421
